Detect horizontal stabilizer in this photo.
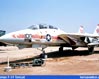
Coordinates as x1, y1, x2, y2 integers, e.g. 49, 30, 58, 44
88, 42, 99, 46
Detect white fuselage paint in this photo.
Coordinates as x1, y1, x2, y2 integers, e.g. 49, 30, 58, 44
0, 28, 66, 46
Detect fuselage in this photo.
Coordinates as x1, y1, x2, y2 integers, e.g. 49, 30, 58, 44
0, 24, 66, 46
0, 24, 93, 49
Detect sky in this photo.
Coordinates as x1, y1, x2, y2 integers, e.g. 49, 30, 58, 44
0, 0, 99, 33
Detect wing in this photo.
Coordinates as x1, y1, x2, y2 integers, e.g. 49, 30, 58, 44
58, 34, 76, 45
58, 33, 99, 46
66, 33, 99, 38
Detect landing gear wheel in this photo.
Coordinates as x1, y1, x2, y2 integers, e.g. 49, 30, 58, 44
59, 47, 63, 52
72, 47, 77, 51
88, 46, 94, 55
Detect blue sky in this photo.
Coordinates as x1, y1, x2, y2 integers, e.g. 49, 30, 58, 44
0, 0, 99, 33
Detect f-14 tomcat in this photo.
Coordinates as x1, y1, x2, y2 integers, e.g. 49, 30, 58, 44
0, 24, 99, 55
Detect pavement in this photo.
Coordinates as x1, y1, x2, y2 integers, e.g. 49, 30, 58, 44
0, 46, 99, 75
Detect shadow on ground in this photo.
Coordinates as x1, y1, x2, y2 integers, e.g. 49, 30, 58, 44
1, 49, 99, 64
46, 49, 99, 58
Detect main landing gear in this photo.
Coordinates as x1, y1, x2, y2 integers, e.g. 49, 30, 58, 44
40, 48, 47, 59
59, 46, 63, 52
88, 46, 94, 55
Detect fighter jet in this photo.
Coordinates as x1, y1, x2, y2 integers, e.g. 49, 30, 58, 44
0, 24, 99, 55
0, 30, 7, 46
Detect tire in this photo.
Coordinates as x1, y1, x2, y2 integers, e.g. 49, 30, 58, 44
88, 46, 94, 55
59, 47, 63, 52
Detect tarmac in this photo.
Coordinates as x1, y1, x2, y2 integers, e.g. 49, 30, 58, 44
0, 46, 99, 75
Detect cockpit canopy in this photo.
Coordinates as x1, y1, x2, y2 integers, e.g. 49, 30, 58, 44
28, 24, 58, 30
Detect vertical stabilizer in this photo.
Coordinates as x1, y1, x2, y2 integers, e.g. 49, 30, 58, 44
93, 24, 99, 35
78, 26, 84, 34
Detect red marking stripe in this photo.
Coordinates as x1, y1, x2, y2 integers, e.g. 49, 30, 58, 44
12, 34, 58, 39
17, 34, 25, 38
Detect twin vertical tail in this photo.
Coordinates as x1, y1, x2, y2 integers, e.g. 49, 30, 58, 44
78, 24, 99, 35
93, 24, 99, 35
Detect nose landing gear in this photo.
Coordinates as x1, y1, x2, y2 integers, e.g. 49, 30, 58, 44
39, 48, 47, 59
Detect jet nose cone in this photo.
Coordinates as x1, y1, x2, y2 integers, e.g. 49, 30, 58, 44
0, 34, 11, 43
